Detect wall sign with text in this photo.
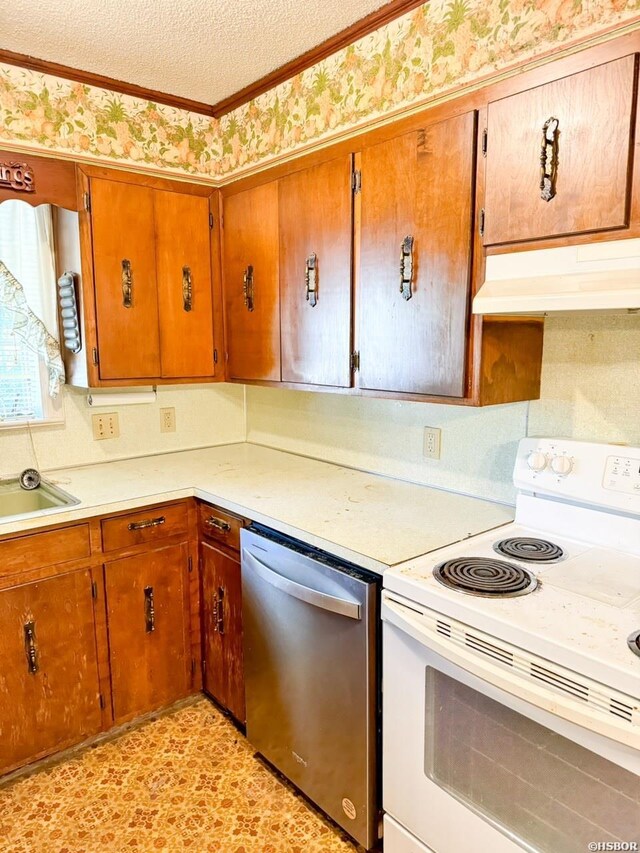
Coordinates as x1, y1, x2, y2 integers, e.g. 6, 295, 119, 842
0, 162, 35, 193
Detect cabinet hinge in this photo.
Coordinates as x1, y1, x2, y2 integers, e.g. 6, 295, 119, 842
350, 350, 360, 372
91, 580, 98, 599
83, 191, 91, 213
188, 555, 193, 573
351, 169, 362, 194
479, 208, 485, 238
213, 348, 218, 365
99, 693, 105, 709
482, 128, 488, 157
209, 212, 214, 229
92, 347, 99, 366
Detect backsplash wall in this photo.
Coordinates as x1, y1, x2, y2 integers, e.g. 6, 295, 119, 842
0, 384, 245, 478
246, 315, 640, 505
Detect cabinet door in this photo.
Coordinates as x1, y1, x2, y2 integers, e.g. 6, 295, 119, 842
223, 182, 280, 381
484, 55, 637, 245
279, 156, 353, 386
0, 570, 102, 774
358, 111, 475, 397
155, 190, 216, 379
105, 543, 191, 723
90, 178, 161, 379
201, 543, 245, 723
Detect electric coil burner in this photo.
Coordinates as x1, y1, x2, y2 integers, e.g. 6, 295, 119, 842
433, 557, 538, 598
493, 537, 564, 563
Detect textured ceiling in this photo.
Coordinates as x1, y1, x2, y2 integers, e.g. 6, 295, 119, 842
1, 0, 391, 104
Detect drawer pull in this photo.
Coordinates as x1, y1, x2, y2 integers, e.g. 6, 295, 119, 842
243, 264, 254, 312
399, 235, 414, 301
144, 586, 155, 633
305, 252, 318, 307
205, 516, 231, 534
128, 515, 166, 531
540, 116, 560, 202
212, 586, 225, 634
182, 265, 193, 312
24, 621, 39, 674
121, 259, 133, 308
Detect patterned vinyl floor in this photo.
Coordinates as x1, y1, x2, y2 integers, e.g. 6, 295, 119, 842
0, 697, 358, 853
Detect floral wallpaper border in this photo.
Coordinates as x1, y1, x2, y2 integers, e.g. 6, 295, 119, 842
1, 0, 640, 184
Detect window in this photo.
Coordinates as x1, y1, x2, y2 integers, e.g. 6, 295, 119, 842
0, 200, 64, 427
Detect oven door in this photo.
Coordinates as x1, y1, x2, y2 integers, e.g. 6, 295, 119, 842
382, 591, 640, 853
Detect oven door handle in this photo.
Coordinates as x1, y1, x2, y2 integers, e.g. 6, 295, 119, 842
382, 595, 640, 749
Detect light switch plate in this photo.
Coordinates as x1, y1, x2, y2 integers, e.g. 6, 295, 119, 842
423, 426, 441, 460
92, 412, 119, 440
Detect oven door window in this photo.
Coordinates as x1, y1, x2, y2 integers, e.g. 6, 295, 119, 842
425, 668, 640, 852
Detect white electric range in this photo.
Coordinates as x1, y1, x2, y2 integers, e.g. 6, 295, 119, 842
382, 438, 640, 853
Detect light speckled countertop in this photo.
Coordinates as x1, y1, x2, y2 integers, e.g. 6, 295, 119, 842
0, 443, 514, 572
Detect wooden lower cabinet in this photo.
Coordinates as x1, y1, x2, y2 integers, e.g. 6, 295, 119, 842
201, 542, 245, 723
0, 570, 103, 774
105, 542, 192, 724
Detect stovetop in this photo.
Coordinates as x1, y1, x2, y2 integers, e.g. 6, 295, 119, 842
385, 521, 640, 697
385, 438, 640, 696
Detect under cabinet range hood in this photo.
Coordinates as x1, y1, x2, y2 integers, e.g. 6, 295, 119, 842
473, 238, 640, 315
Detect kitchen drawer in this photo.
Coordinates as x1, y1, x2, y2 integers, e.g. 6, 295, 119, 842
0, 524, 91, 578
102, 503, 188, 552
199, 503, 244, 551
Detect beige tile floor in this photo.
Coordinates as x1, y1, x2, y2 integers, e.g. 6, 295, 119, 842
0, 697, 358, 853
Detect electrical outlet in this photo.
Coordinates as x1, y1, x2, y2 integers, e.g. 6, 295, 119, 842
423, 426, 441, 460
160, 407, 176, 433
92, 412, 119, 440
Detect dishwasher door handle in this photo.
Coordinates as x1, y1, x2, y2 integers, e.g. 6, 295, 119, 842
243, 549, 361, 620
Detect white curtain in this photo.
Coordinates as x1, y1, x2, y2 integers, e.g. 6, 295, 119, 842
0, 201, 65, 396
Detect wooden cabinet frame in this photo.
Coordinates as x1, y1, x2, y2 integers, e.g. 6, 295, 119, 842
220, 31, 640, 406
0, 498, 202, 776
66, 166, 224, 387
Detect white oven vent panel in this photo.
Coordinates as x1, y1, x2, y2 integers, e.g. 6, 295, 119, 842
425, 606, 639, 729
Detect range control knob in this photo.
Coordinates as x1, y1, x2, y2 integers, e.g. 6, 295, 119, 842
526, 451, 548, 472
550, 455, 574, 477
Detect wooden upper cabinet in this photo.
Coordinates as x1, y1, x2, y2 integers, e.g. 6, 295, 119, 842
223, 182, 280, 381
484, 55, 637, 246
155, 191, 216, 378
358, 111, 476, 397
279, 157, 353, 387
84, 171, 218, 384
0, 570, 102, 774
90, 178, 161, 379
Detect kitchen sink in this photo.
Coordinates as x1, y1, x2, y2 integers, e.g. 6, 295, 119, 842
0, 477, 80, 521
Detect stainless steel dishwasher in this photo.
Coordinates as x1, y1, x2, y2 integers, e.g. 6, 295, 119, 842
241, 525, 381, 850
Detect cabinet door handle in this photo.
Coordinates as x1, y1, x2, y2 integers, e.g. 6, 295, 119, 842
213, 586, 225, 634
243, 265, 254, 312
128, 515, 166, 531
182, 265, 193, 312
205, 516, 231, 533
399, 236, 414, 301
540, 117, 560, 202
24, 621, 39, 674
305, 253, 318, 307
121, 259, 133, 308
144, 586, 155, 633
212, 592, 218, 631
